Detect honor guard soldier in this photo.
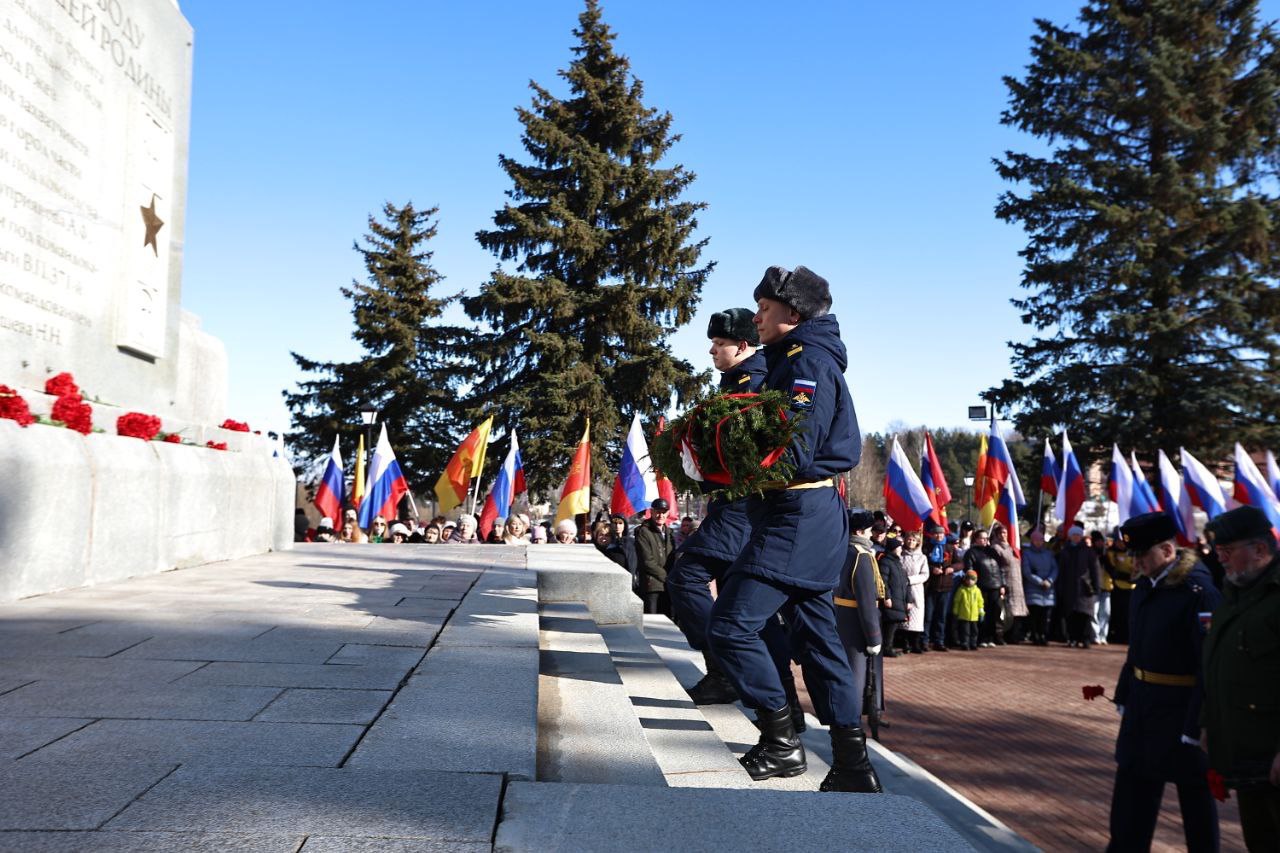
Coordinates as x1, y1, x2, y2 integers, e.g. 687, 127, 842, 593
666, 308, 769, 704
834, 509, 887, 786
1107, 511, 1221, 852
706, 265, 876, 792
1201, 506, 1280, 851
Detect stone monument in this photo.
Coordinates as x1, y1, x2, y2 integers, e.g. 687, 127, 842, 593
0, 0, 294, 600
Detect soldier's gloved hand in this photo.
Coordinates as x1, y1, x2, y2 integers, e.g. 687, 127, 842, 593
1179, 735, 1200, 746
867, 645, 882, 655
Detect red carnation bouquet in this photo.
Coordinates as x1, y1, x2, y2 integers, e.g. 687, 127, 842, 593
161, 433, 183, 444
206, 440, 228, 451
0, 385, 34, 427
51, 393, 92, 434
44, 372, 79, 398
220, 419, 250, 432
117, 412, 162, 441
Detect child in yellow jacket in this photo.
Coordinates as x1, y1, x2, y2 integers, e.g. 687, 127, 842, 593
952, 570, 984, 651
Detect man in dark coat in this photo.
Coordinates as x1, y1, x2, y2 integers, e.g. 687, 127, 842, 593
963, 529, 1005, 647
634, 498, 674, 615
1201, 506, 1280, 851
666, 308, 769, 704
878, 536, 908, 656
1056, 525, 1102, 647
596, 513, 638, 592
1107, 512, 1221, 853
705, 265, 875, 793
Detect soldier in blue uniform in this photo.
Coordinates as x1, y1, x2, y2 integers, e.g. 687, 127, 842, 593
666, 308, 769, 704
706, 265, 876, 792
1107, 511, 1221, 852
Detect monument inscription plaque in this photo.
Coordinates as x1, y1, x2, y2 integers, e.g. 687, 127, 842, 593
0, 0, 192, 407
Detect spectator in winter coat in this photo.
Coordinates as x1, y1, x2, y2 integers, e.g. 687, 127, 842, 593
952, 571, 984, 650
593, 519, 639, 591
503, 515, 530, 544
1055, 525, 1102, 647
1090, 530, 1113, 645
900, 531, 930, 653
923, 524, 953, 652
964, 529, 1006, 647
990, 523, 1027, 643
1022, 528, 1058, 645
448, 515, 480, 544
634, 498, 675, 615
878, 537, 909, 656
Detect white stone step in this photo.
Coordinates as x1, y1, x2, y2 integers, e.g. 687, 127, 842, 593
640, 614, 834, 791
537, 602, 665, 786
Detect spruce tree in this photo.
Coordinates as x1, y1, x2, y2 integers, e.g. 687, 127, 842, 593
464, 0, 712, 494
990, 0, 1280, 464
284, 202, 465, 493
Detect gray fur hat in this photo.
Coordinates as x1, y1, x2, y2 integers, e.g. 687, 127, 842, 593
752, 265, 832, 320
706, 308, 759, 345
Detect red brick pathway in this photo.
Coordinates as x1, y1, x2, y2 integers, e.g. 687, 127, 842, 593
798, 643, 1244, 852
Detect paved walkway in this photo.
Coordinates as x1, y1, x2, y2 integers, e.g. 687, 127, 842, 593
828, 643, 1245, 852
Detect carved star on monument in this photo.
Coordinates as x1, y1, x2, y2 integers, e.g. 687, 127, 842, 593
140, 194, 165, 256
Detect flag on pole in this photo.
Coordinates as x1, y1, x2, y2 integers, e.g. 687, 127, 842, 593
1157, 449, 1196, 546
919, 431, 952, 528
974, 433, 990, 525
358, 424, 410, 528
353, 434, 366, 511
611, 414, 659, 517
1129, 452, 1160, 516
884, 437, 935, 531
979, 416, 1024, 528
555, 420, 592, 524
434, 417, 494, 514
1055, 431, 1085, 527
1181, 447, 1226, 519
1108, 444, 1135, 526
996, 475, 1022, 557
652, 417, 680, 525
1040, 437, 1060, 497
1232, 443, 1280, 539
314, 435, 344, 523
1266, 450, 1280, 502
478, 431, 527, 541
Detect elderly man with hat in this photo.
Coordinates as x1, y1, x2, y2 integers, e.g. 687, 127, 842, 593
634, 497, 675, 615
1107, 511, 1221, 852
1201, 505, 1280, 851
705, 265, 874, 792
666, 307, 769, 704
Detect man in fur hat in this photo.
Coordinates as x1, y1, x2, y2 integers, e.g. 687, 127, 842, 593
1107, 511, 1221, 852
705, 265, 877, 792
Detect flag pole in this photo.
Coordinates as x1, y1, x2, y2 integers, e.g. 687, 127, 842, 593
469, 475, 483, 518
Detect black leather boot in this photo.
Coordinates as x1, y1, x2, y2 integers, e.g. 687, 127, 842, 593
819, 726, 883, 793
740, 705, 807, 781
687, 651, 740, 705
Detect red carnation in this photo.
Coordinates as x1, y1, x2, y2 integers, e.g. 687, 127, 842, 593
219, 419, 250, 433
1206, 769, 1229, 802
44, 372, 80, 398
1082, 685, 1107, 702
205, 440, 228, 451
0, 385, 35, 427
51, 394, 92, 434
161, 433, 183, 444
116, 412, 162, 441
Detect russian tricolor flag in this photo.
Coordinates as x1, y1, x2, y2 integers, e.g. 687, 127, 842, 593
883, 436, 935, 532
314, 435, 344, 523
611, 413, 658, 517
1054, 432, 1085, 527
358, 424, 410, 528
919, 431, 952, 527
478, 431, 527, 540
1158, 449, 1196, 546
1266, 450, 1280, 502
1233, 443, 1280, 539
1108, 444, 1135, 525
1041, 437, 1060, 497
996, 474, 1022, 557
1129, 452, 1160, 516
1181, 448, 1226, 519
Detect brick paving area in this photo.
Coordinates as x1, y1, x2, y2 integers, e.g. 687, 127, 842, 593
832, 643, 1245, 851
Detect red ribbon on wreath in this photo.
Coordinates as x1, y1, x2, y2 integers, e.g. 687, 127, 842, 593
679, 393, 789, 485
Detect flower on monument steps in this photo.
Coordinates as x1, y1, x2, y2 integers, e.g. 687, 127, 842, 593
1206, 769, 1230, 802
116, 412, 162, 441
161, 433, 183, 444
220, 419, 250, 432
51, 394, 92, 435
205, 440, 228, 451
1081, 684, 1109, 702
44, 372, 80, 399
0, 385, 35, 427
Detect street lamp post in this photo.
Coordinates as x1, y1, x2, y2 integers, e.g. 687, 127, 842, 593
963, 475, 975, 525
359, 409, 378, 483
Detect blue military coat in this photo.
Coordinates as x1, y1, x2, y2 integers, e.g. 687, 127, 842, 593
1113, 550, 1221, 783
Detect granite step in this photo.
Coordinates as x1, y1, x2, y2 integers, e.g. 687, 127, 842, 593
536, 602, 665, 786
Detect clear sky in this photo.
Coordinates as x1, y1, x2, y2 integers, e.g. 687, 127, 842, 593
176, 0, 1280, 447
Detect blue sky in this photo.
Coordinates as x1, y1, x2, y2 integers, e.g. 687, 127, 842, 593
177, 0, 1280, 446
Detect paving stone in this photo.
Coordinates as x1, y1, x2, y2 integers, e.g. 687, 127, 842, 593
119, 636, 344, 664
327, 643, 424, 668
301, 839, 490, 852
0, 717, 93, 759
255, 689, 392, 724
346, 645, 537, 777
0, 760, 176, 830
0, 657, 206, 684
0, 677, 35, 696
0, 681, 280, 721
494, 781, 976, 852
0, 624, 155, 658
434, 572, 538, 649
106, 766, 502, 841
0, 831, 302, 852
29, 720, 362, 767
177, 661, 407, 690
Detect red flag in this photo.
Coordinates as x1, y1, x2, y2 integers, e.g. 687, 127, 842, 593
920, 431, 952, 527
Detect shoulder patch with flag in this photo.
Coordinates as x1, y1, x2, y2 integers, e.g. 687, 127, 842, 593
791, 378, 817, 410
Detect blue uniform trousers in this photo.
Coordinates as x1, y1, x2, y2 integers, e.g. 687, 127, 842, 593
1107, 765, 1218, 852
708, 572, 858, 725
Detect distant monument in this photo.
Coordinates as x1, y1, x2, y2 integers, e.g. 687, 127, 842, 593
0, 0, 293, 600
